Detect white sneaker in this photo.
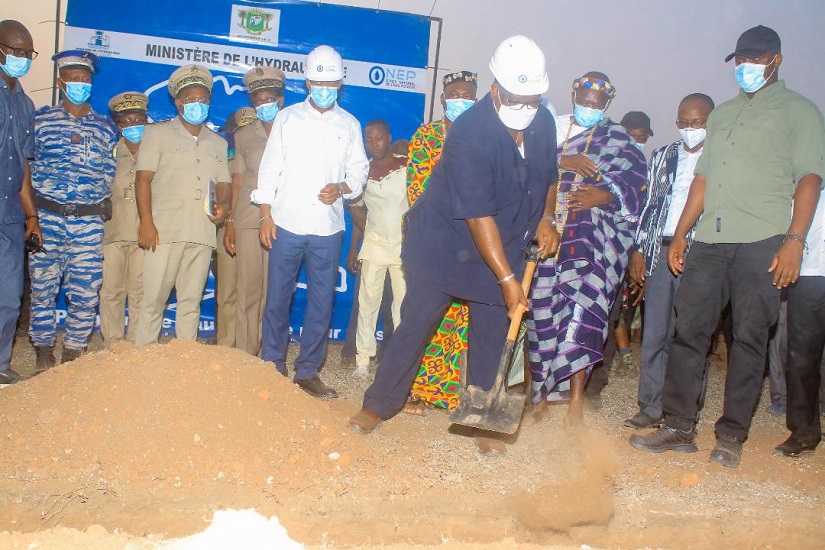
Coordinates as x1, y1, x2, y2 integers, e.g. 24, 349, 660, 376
353, 366, 370, 377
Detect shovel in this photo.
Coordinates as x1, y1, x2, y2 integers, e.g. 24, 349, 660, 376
449, 254, 537, 434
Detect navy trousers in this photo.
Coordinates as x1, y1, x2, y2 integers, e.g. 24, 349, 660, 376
260, 227, 343, 380
0, 222, 24, 371
363, 270, 508, 419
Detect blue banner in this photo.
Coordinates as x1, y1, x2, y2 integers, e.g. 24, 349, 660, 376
58, 0, 431, 340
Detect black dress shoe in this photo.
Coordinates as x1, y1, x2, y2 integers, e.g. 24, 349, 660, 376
773, 436, 819, 457
0, 369, 23, 384
294, 376, 338, 399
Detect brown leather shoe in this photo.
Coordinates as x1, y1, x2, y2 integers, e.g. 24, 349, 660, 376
294, 376, 338, 399
347, 408, 382, 434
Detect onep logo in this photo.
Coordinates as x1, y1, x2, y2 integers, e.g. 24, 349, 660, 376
369, 66, 386, 86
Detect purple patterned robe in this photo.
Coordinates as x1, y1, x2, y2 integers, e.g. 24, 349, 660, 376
527, 119, 647, 402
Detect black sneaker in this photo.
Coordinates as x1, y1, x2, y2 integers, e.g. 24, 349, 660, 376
61, 347, 85, 364
0, 369, 23, 384
709, 436, 743, 468
773, 436, 818, 457
629, 425, 698, 453
33, 346, 56, 375
624, 412, 663, 429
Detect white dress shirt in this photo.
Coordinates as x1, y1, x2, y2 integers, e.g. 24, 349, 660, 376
662, 145, 702, 237
801, 192, 825, 277
252, 98, 369, 236
555, 114, 587, 147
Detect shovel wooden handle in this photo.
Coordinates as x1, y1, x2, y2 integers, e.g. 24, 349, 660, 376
505, 257, 538, 341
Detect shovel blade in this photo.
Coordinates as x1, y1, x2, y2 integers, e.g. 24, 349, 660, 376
448, 384, 526, 434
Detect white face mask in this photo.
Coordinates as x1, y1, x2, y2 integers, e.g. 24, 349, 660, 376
679, 128, 706, 149
495, 89, 537, 131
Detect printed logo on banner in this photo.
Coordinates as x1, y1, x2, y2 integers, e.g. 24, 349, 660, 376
229, 4, 280, 45
368, 65, 417, 90
84, 30, 120, 57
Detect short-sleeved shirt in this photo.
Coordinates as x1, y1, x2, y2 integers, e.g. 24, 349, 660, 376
136, 116, 230, 248
359, 156, 409, 262
103, 139, 140, 244
230, 120, 268, 230
0, 80, 35, 224
402, 93, 557, 306
31, 105, 117, 205
694, 81, 825, 244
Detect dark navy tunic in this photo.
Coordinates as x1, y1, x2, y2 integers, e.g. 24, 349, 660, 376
401, 93, 557, 306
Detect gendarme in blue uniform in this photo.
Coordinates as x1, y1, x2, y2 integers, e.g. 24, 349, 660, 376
402, 93, 557, 305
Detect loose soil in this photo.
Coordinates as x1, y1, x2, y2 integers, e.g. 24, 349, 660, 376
1, 336, 822, 549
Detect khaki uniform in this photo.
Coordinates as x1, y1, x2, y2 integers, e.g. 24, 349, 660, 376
100, 139, 144, 343
135, 117, 230, 344
216, 225, 237, 346
230, 120, 270, 355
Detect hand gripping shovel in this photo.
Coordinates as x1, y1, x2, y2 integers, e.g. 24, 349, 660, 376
449, 254, 537, 434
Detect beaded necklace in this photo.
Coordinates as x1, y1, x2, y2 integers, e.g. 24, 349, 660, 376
554, 118, 598, 258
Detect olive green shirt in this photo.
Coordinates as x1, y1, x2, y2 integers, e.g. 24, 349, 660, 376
694, 80, 825, 244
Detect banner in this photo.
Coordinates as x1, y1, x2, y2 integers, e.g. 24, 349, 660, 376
60, 0, 432, 341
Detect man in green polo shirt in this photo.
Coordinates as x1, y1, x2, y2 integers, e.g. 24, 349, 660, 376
630, 25, 825, 468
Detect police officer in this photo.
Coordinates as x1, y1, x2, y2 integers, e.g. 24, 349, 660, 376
223, 69, 286, 356
29, 49, 117, 370
134, 64, 231, 345
99, 92, 148, 345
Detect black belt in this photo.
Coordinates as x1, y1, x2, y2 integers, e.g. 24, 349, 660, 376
36, 196, 111, 220
661, 236, 674, 246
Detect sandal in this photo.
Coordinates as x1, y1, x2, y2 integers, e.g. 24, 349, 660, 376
347, 409, 382, 435
401, 395, 428, 417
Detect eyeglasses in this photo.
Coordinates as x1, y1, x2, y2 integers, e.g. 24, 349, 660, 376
0, 43, 38, 60
498, 88, 541, 110
676, 119, 707, 129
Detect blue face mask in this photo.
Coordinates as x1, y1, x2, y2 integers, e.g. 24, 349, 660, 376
63, 81, 92, 105
181, 101, 209, 125
1, 53, 31, 79
573, 104, 605, 128
310, 85, 338, 109
634, 141, 645, 152
121, 125, 145, 144
444, 98, 474, 122
256, 101, 280, 123
735, 57, 776, 93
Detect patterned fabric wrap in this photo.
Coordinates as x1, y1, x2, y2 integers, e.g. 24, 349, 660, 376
29, 210, 105, 350
406, 119, 468, 410
528, 120, 647, 402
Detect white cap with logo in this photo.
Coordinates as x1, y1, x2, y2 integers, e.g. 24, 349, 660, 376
305, 45, 344, 82
489, 35, 549, 96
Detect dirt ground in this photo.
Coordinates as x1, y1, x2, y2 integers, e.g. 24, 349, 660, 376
0, 334, 823, 549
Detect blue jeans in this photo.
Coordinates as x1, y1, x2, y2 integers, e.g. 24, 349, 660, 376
0, 222, 24, 370
261, 227, 343, 380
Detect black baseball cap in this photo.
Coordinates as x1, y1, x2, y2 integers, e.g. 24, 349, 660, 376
725, 25, 781, 62
620, 111, 653, 136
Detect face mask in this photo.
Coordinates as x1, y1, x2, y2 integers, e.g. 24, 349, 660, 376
634, 141, 645, 152
444, 98, 474, 122
181, 101, 209, 125
256, 101, 279, 123
735, 56, 777, 93
679, 127, 706, 149
121, 125, 145, 144
573, 104, 605, 128
0, 53, 31, 79
310, 85, 338, 109
63, 81, 92, 105
495, 89, 537, 131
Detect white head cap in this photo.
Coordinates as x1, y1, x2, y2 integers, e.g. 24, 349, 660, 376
489, 35, 549, 96
305, 45, 344, 82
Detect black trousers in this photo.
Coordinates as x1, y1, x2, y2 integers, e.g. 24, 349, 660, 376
786, 276, 825, 444
363, 271, 508, 419
663, 236, 783, 440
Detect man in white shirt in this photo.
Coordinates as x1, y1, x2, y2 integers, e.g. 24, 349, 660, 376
253, 45, 368, 399
774, 193, 825, 457
625, 93, 714, 429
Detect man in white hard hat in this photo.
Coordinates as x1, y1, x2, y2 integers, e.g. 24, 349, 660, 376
348, 36, 560, 455
253, 45, 369, 399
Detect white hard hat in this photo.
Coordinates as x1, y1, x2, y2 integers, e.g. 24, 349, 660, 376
489, 35, 549, 95
305, 45, 344, 82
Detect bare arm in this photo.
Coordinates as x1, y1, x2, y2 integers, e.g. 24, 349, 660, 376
223, 172, 244, 255
668, 174, 706, 275
20, 160, 41, 243
466, 216, 526, 319
768, 174, 823, 288
535, 184, 560, 259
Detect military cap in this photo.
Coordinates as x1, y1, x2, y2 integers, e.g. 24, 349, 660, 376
442, 70, 478, 88
52, 49, 98, 73
234, 107, 257, 129
168, 64, 214, 96
108, 91, 149, 114
243, 67, 285, 93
